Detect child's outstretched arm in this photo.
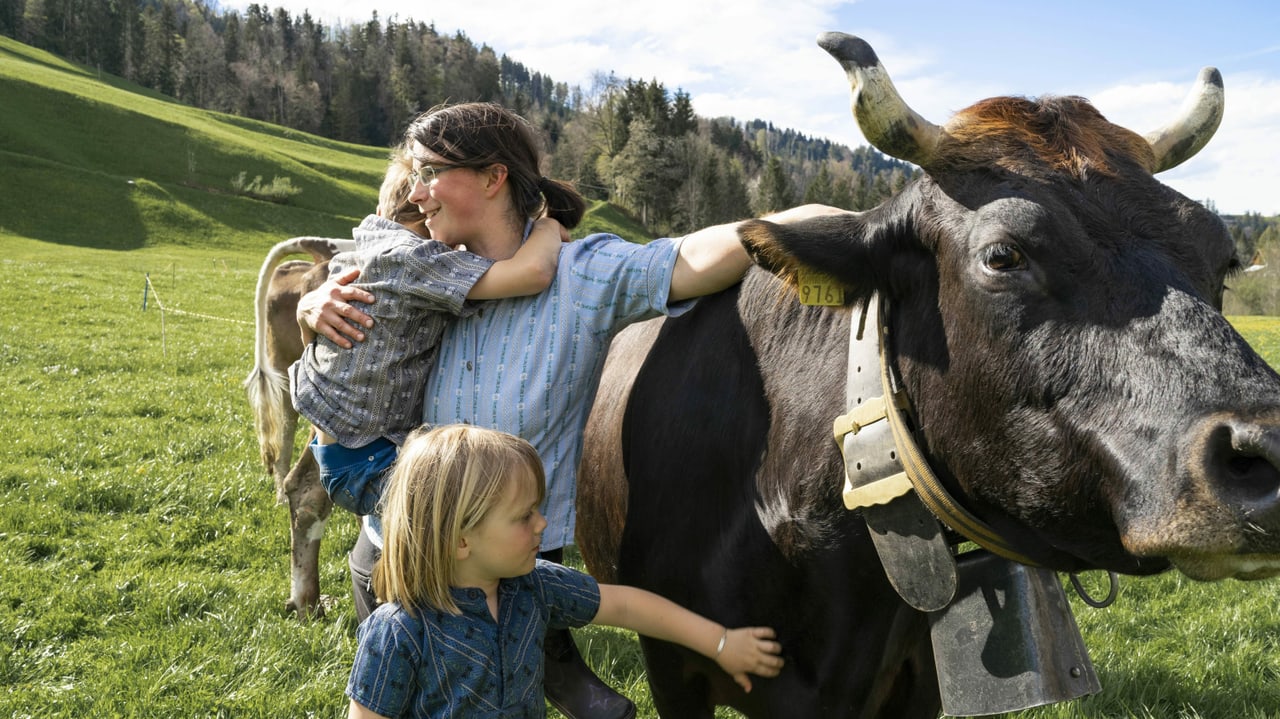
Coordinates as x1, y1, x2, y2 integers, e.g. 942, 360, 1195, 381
468, 217, 570, 299
594, 584, 784, 692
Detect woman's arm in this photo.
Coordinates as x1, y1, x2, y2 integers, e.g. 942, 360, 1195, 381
296, 268, 376, 349
467, 217, 569, 299
593, 584, 784, 692
668, 204, 848, 301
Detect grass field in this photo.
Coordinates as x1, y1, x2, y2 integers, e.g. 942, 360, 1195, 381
5, 233, 1280, 718
4, 31, 1280, 719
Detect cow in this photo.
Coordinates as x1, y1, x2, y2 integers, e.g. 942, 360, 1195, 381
576, 32, 1280, 718
244, 236, 353, 618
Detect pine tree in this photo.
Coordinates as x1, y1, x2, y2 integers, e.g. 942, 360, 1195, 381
0, 0, 956, 227
611, 117, 679, 228
803, 162, 834, 205
755, 156, 795, 214
0, 0, 21, 38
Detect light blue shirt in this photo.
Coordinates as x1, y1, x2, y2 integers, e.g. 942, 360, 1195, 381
365, 232, 691, 550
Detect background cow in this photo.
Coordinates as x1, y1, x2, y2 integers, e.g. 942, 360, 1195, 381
244, 236, 352, 618
577, 33, 1280, 718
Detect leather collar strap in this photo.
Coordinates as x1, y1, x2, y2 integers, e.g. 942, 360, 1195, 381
835, 295, 956, 611
836, 295, 1040, 568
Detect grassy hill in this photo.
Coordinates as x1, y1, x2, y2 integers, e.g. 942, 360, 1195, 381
0, 36, 647, 253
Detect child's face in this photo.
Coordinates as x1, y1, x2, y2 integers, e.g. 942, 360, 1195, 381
460, 469, 546, 582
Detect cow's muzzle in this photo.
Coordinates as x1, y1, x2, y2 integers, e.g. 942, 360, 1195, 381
1140, 412, 1280, 579
1198, 415, 1280, 517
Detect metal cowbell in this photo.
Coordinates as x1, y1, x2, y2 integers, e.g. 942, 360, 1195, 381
928, 550, 1101, 716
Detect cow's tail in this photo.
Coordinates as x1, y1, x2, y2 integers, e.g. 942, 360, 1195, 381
243, 237, 351, 477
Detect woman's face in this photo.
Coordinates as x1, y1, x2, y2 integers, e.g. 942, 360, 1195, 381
407, 140, 489, 248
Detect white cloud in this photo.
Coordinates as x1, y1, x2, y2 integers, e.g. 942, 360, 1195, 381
1090, 73, 1280, 215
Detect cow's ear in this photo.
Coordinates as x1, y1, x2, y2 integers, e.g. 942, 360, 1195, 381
739, 212, 886, 297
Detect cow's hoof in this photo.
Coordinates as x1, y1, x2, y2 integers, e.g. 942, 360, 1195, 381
284, 597, 326, 621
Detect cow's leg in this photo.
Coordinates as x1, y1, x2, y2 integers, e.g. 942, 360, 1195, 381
281, 445, 332, 619
860, 605, 938, 719
639, 638, 717, 719
270, 410, 299, 501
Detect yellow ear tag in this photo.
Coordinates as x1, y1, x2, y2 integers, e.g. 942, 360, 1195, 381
796, 270, 845, 306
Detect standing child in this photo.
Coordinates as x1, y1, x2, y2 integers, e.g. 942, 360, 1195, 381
346, 424, 785, 719
289, 150, 568, 516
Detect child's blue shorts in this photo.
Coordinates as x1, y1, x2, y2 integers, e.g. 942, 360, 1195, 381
312, 436, 397, 516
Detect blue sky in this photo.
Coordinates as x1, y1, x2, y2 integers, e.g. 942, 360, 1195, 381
226, 0, 1280, 214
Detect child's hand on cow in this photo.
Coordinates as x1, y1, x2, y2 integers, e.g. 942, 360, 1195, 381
716, 626, 784, 693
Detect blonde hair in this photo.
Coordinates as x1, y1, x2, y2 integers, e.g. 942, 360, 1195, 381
374, 424, 546, 616
377, 143, 427, 231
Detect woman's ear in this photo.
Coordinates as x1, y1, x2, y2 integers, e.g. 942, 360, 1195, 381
455, 536, 471, 561
482, 164, 509, 198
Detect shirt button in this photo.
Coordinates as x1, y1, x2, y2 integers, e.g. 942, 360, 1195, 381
466, 361, 473, 371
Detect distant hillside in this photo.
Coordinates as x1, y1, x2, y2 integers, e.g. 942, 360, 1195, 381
0, 37, 648, 254
6, 29, 1270, 314
0, 37, 377, 252
1223, 212, 1280, 316
0, 1, 918, 239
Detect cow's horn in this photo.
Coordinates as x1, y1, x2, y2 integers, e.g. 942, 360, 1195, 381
1143, 67, 1224, 173
818, 32, 942, 168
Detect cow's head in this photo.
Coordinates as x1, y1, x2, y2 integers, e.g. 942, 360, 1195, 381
741, 33, 1280, 581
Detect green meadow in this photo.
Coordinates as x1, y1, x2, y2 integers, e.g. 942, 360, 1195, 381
3, 35, 1280, 719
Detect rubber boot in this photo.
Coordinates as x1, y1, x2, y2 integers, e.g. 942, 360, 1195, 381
543, 626, 637, 719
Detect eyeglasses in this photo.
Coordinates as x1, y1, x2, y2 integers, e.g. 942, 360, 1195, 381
414, 163, 462, 185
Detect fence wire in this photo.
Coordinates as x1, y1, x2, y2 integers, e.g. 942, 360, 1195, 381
142, 272, 251, 357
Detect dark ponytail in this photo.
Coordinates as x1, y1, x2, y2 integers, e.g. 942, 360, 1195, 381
536, 176, 586, 229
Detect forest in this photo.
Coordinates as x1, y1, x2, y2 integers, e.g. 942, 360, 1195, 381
0, 0, 919, 238
3, 0, 1276, 301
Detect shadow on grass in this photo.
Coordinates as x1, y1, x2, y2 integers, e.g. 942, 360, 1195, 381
0, 152, 147, 249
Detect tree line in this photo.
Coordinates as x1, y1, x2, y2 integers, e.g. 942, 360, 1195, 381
2, 0, 917, 236
1223, 212, 1280, 315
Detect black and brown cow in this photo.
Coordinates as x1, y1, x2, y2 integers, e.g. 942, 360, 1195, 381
577, 33, 1280, 718
244, 236, 352, 618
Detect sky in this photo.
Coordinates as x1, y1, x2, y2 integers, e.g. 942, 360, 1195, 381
225, 0, 1280, 215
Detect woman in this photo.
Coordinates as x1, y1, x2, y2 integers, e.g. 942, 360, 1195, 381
300, 101, 837, 719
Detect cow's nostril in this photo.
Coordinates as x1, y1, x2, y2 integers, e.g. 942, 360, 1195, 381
1229, 455, 1263, 477
1208, 421, 1280, 508
1226, 455, 1280, 501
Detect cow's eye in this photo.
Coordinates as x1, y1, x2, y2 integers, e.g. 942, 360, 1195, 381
982, 244, 1026, 272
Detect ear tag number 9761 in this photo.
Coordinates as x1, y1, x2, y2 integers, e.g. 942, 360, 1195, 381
797, 270, 845, 306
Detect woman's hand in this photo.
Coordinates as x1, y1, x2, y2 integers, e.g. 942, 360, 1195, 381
297, 268, 376, 348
